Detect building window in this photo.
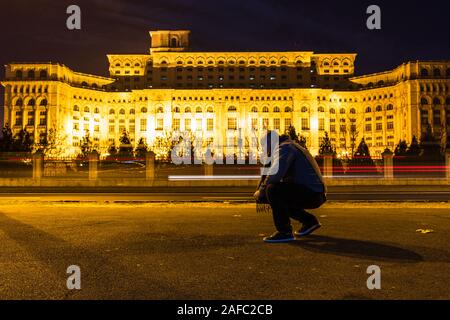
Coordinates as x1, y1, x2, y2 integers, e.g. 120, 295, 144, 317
195, 119, 202, 131
185, 119, 191, 131
330, 125, 336, 133
228, 118, 237, 130
301, 118, 310, 130
387, 122, 394, 130
319, 118, 325, 131
376, 123, 383, 131
365, 124, 372, 132
207, 119, 214, 131
284, 118, 292, 130
273, 119, 280, 131
140, 119, 147, 131
27, 112, 35, 126
172, 119, 180, 131
421, 110, 429, 125
251, 118, 258, 130
156, 119, 164, 130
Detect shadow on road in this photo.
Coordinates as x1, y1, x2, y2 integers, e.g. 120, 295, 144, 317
291, 235, 423, 263
0, 212, 192, 299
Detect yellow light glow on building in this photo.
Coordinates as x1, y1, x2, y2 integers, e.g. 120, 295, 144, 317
1, 29, 449, 158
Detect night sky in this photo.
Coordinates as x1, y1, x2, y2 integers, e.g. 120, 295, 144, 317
1, 0, 450, 128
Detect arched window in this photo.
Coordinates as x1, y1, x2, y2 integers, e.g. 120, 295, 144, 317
73, 105, 79, 112
129, 109, 135, 114
94, 108, 100, 114
340, 108, 346, 114
15, 98, 23, 106
119, 109, 126, 115
185, 107, 191, 113
109, 109, 115, 115
421, 98, 429, 105
171, 38, 178, 47
421, 68, 429, 77
39, 70, 47, 78
228, 106, 237, 112
16, 70, 23, 78
251, 107, 258, 113
376, 105, 382, 112
350, 108, 356, 114
433, 69, 441, 77
330, 108, 336, 114
207, 107, 214, 113
28, 70, 35, 78
196, 107, 202, 113
28, 99, 35, 106
285, 107, 292, 113
365, 107, 372, 113
386, 104, 394, 111
173, 107, 180, 113
433, 98, 442, 105
156, 107, 163, 114
262, 107, 269, 113
301, 107, 308, 113
84, 106, 90, 113
141, 107, 148, 113
273, 107, 280, 113
318, 106, 325, 113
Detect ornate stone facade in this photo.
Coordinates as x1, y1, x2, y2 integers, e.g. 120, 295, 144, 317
2, 30, 450, 157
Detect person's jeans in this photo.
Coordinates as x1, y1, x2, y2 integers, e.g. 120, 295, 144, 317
265, 183, 326, 233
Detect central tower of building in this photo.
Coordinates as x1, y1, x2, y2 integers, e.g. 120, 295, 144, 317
149, 30, 191, 53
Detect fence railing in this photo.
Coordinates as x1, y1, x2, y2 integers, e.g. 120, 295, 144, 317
0, 151, 449, 181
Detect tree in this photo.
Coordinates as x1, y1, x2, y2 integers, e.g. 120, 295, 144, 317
42, 127, 69, 158
287, 126, 300, 144
79, 131, 93, 159
108, 143, 117, 157
118, 130, 133, 158
135, 137, 148, 160
394, 140, 408, 156
298, 135, 308, 149
319, 132, 333, 155
13, 129, 33, 152
0, 124, 13, 152
406, 135, 421, 157
348, 138, 376, 175
354, 138, 370, 157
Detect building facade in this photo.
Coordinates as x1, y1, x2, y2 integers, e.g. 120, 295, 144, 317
2, 30, 450, 158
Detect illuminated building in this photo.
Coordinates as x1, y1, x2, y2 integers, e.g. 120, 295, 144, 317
2, 30, 450, 157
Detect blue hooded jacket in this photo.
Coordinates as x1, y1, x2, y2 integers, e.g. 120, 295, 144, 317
260, 135, 326, 194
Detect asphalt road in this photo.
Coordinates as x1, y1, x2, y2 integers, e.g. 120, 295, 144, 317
0, 201, 449, 300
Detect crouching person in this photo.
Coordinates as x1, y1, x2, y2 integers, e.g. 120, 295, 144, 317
254, 131, 327, 243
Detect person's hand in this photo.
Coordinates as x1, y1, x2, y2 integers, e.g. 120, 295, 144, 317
253, 190, 261, 200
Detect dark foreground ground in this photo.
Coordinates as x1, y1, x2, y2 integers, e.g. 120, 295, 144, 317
0, 201, 449, 300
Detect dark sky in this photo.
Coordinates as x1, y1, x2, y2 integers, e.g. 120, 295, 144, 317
1, 0, 450, 127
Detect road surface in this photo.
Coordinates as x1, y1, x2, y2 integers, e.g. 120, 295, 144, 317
0, 201, 449, 299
